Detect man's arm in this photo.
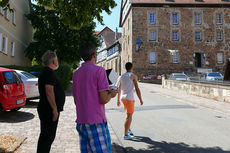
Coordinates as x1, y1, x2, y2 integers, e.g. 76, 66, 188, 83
133, 75, 143, 105
45, 85, 59, 121
117, 83, 121, 106
99, 90, 117, 104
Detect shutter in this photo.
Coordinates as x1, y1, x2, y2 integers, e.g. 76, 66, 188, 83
4, 37, 8, 54
0, 33, 2, 51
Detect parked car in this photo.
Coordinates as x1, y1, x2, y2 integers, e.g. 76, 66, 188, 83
0, 67, 26, 111
15, 70, 39, 100
168, 73, 190, 81
205, 72, 224, 81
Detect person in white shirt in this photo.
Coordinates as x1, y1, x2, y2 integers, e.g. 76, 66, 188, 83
117, 62, 143, 140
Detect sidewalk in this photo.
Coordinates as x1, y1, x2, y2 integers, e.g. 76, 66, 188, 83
0, 95, 121, 153
139, 82, 230, 115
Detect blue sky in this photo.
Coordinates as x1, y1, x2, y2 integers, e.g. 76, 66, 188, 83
95, 0, 122, 32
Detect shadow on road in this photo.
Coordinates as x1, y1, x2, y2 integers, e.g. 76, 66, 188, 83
112, 136, 230, 153
0, 111, 34, 123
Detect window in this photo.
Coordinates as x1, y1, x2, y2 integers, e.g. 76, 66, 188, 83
2, 71, 20, 84
128, 18, 130, 30
2, 36, 8, 54
216, 30, 224, 42
149, 31, 156, 41
12, 10, 16, 24
149, 13, 156, 24
4, 8, 9, 20
172, 13, 178, 25
216, 13, 223, 25
172, 52, 179, 63
194, 12, 202, 25
11, 42, 15, 56
0, 7, 3, 15
0, 33, 2, 52
217, 53, 224, 64
195, 31, 202, 41
149, 52, 156, 63
172, 31, 179, 41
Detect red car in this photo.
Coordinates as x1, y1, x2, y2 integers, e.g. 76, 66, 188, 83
0, 67, 26, 111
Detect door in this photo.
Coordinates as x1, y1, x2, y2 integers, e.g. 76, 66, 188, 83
2, 71, 24, 97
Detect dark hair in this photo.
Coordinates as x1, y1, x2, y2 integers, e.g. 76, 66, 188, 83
125, 62, 133, 71
79, 42, 96, 61
224, 59, 230, 81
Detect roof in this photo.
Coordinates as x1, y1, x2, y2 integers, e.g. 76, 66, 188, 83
132, 0, 230, 4
94, 31, 100, 35
0, 67, 14, 72
97, 27, 122, 48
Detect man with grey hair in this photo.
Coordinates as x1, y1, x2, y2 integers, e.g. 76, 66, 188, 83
37, 50, 66, 153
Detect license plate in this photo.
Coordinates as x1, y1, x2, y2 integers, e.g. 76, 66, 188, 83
16, 99, 24, 104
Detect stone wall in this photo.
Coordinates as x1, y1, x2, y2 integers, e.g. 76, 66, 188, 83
162, 76, 230, 103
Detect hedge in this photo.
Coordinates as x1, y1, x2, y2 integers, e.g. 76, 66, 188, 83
1, 63, 73, 90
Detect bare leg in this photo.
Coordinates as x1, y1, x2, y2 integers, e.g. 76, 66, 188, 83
124, 113, 133, 135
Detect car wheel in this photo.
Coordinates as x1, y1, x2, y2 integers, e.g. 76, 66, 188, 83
11, 107, 21, 112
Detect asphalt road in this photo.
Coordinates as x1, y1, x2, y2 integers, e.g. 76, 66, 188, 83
106, 83, 230, 153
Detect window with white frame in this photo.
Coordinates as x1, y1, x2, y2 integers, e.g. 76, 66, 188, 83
172, 52, 179, 63
217, 52, 224, 64
4, 8, 9, 20
172, 31, 179, 41
11, 42, 15, 56
216, 30, 224, 42
0, 7, 3, 15
149, 52, 156, 63
172, 13, 178, 25
194, 12, 202, 25
2, 36, 8, 54
0, 33, 2, 52
12, 10, 16, 24
216, 13, 223, 25
195, 31, 202, 41
149, 13, 156, 24
149, 31, 156, 41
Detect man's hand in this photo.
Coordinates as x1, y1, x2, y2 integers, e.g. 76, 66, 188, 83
140, 100, 143, 106
110, 89, 118, 98
117, 100, 121, 107
52, 109, 59, 121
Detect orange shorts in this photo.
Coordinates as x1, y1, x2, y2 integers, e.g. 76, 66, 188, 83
121, 99, 135, 114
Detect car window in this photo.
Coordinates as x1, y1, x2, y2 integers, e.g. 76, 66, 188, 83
21, 71, 37, 79
174, 74, 187, 78
208, 73, 221, 77
2, 71, 21, 84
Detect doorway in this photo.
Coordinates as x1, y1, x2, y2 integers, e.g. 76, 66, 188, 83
194, 53, 203, 68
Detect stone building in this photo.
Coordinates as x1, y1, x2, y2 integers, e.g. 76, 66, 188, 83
0, 0, 33, 66
120, 0, 230, 77
96, 27, 122, 74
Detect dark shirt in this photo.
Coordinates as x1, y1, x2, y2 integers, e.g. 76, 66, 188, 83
38, 67, 65, 115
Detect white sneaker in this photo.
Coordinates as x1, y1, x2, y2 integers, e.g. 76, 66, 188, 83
128, 129, 134, 136
124, 134, 134, 140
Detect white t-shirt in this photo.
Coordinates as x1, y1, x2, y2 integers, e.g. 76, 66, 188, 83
120, 72, 136, 101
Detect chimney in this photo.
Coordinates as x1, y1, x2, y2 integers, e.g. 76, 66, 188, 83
115, 27, 118, 40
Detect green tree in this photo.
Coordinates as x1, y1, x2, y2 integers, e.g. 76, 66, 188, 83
25, 4, 98, 66
1, 0, 116, 29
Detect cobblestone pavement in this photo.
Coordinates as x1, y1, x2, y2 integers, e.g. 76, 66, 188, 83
0, 95, 122, 153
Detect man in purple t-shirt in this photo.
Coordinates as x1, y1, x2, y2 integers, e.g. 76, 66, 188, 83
72, 42, 117, 153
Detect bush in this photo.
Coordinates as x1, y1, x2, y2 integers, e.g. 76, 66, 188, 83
1, 63, 72, 90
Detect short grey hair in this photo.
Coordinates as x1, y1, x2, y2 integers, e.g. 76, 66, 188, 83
42, 50, 57, 66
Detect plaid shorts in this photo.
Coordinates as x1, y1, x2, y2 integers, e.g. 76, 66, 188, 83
76, 122, 112, 153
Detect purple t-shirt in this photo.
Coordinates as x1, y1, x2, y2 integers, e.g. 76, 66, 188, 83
72, 61, 109, 124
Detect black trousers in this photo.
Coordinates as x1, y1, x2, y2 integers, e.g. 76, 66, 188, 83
37, 112, 59, 153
